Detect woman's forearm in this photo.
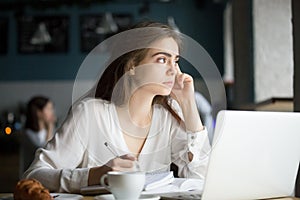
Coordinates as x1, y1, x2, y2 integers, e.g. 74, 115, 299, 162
178, 98, 204, 133
179, 98, 204, 162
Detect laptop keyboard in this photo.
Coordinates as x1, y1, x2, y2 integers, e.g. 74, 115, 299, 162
160, 192, 202, 200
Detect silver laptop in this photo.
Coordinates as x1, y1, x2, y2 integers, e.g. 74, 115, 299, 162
83, 110, 300, 200
201, 110, 300, 200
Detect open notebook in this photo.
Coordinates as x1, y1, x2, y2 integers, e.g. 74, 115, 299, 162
143, 178, 204, 195
81, 171, 203, 195
144, 171, 174, 191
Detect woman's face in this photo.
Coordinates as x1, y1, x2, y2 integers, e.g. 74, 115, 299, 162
131, 37, 179, 96
38, 102, 56, 124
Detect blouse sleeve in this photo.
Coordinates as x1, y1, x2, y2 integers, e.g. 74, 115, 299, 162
170, 105, 211, 181
23, 101, 91, 193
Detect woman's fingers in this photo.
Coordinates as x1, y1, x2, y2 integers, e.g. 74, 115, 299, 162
108, 154, 136, 171
120, 154, 136, 161
175, 73, 184, 89
175, 65, 192, 89
175, 73, 192, 89
171, 70, 195, 102
175, 64, 183, 75
111, 159, 134, 171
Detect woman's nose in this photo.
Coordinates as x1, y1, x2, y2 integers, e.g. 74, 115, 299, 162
167, 61, 176, 76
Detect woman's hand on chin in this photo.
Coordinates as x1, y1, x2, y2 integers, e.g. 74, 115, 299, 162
170, 66, 195, 104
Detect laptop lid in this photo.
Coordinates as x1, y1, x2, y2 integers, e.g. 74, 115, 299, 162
202, 110, 300, 200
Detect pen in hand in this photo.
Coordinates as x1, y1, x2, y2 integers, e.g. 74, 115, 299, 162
104, 142, 141, 171
104, 142, 119, 157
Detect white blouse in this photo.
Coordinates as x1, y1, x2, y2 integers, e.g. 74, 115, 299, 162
24, 98, 211, 193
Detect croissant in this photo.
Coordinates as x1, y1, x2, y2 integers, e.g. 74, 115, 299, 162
14, 179, 53, 200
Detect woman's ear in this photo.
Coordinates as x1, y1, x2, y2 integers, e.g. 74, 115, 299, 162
126, 58, 136, 75
129, 67, 135, 75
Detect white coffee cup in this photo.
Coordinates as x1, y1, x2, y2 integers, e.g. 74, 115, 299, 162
100, 171, 145, 200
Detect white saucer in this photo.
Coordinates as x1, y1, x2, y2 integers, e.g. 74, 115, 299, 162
51, 193, 84, 200
94, 194, 160, 200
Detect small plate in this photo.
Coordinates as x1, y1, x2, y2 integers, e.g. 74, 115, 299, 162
51, 193, 84, 200
94, 194, 160, 200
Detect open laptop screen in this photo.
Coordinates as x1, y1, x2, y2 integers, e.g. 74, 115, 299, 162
202, 110, 300, 200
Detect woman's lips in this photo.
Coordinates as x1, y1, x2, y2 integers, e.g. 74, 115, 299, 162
162, 81, 174, 87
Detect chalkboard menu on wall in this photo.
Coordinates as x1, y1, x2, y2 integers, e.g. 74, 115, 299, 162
80, 13, 132, 52
18, 16, 69, 53
0, 18, 8, 54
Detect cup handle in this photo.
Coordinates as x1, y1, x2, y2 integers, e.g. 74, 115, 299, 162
100, 174, 110, 190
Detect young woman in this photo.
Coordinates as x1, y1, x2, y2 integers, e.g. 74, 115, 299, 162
24, 22, 211, 193
22, 96, 56, 172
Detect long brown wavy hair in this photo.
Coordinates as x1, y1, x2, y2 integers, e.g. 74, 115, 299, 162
94, 21, 182, 123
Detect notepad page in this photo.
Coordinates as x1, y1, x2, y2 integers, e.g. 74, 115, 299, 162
144, 171, 174, 190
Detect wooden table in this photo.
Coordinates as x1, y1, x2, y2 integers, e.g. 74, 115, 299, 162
0, 193, 300, 200
88, 197, 299, 200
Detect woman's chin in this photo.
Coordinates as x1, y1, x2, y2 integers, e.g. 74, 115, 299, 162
157, 88, 172, 96
144, 85, 172, 96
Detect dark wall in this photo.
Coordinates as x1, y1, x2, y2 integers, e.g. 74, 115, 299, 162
0, 0, 224, 81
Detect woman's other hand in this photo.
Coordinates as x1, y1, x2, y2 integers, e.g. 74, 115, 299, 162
106, 154, 136, 171
88, 154, 136, 186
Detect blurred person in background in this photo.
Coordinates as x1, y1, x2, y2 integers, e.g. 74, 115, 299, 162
20, 96, 56, 174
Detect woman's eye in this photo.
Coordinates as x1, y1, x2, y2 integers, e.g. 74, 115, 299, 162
157, 58, 166, 64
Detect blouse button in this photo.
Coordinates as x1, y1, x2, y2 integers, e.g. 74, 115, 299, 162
191, 135, 195, 140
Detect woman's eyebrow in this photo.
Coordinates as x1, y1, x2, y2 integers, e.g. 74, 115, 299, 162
151, 52, 179, 59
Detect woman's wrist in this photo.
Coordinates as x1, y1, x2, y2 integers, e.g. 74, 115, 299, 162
175, 91, 196, 106
178, 98, 204, 132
